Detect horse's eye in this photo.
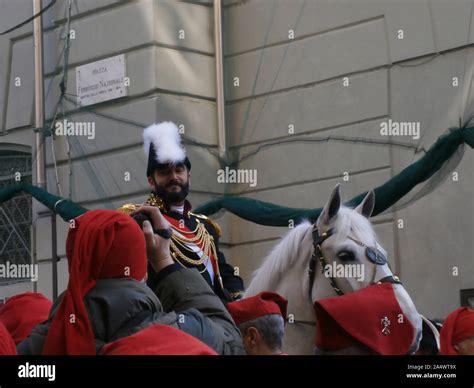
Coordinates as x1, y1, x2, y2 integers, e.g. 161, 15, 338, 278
337, 250, 356, 262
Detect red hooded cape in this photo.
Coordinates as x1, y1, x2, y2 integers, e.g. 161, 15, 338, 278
42, 210, 147, 355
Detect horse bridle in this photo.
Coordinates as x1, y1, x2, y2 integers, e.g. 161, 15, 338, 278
291, 224, 401, 327
309, 224, 401, 299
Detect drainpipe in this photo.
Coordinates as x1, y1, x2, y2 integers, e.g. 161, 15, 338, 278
214, 0, 227, 165
33, 0, 58, 301
33, 0, 46, 189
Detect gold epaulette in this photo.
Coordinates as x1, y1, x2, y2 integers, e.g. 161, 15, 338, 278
189, 212, 222, 237
117, 203, 142, 216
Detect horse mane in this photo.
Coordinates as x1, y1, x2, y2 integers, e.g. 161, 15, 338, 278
244, 220, 312, 297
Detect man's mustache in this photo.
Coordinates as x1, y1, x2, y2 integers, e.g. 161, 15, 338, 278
166, 181, 184, 188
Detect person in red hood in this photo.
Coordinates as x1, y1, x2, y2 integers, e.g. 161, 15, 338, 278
227, 292, 288, 355
0, 292, 52, 345
42, 209, 148, 355
440, 307, 474, 355
0, 322, 16, 355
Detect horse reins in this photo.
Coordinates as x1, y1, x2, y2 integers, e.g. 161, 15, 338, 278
290, 224, 402, 327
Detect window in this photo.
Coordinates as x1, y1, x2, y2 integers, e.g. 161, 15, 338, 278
0, 149, 32, 283
460, 289, 474, 309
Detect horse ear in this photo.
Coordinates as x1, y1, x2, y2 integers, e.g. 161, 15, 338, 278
355, 190, 375, 218
320, 184, 341, 224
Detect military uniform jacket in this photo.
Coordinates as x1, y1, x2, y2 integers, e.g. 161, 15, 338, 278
119, 194, 245, 302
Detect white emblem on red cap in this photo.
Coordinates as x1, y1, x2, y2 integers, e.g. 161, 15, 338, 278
381, 316, 391, 335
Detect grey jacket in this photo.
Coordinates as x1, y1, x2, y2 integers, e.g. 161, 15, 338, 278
17, 265, 244, 355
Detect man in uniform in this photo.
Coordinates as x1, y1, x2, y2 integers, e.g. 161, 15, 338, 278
119, 121, 244, 301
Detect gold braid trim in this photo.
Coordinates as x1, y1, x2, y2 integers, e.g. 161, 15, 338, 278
189, 212, 222, 238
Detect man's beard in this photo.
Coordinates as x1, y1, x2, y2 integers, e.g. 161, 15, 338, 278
153, 180, 189, 205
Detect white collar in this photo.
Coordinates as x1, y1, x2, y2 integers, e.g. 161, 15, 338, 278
170, 205, 184, 214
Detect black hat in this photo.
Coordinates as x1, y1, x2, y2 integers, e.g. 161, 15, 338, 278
143, 122, 191, 177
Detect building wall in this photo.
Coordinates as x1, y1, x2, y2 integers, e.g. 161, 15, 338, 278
222, 0, 474, 319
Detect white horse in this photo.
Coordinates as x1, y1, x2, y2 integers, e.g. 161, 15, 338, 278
245, 184, 422, 355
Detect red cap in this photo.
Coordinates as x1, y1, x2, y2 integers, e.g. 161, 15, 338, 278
314, 283, 415, 355
0, 292, 52, 345
440, 307, 474, 355
101, 324, 217, 355
227, 292, 287, 326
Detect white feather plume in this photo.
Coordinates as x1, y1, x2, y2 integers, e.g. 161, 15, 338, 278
143, 122, 186, 164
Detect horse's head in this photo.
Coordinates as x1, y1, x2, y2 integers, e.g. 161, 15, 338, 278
314, 184, 395, 297
313, 184, 422, 354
